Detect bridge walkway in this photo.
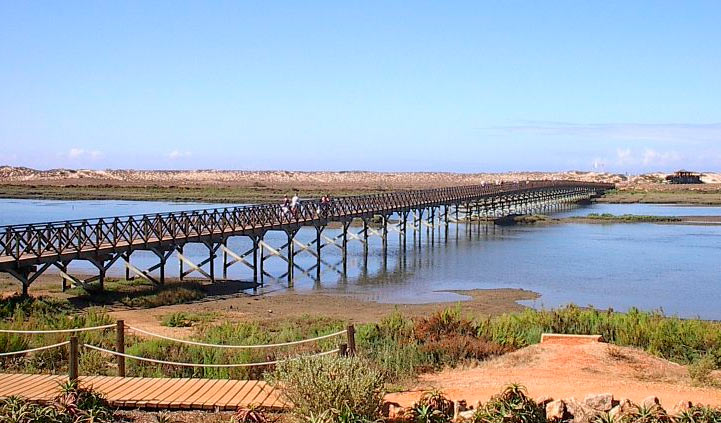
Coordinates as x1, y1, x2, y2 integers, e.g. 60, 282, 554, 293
0, 373, 286, 410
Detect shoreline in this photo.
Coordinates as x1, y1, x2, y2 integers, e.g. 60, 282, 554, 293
0, 270, 539, 324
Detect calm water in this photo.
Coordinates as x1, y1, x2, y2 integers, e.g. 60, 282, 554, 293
1, 199, 720, 319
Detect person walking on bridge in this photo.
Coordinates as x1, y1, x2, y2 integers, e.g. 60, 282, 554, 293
319, 195, 331, 218
282, 195, 291, 217
290, 191, 300, 218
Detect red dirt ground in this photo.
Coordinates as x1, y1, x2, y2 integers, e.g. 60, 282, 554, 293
387, 338, 721, 409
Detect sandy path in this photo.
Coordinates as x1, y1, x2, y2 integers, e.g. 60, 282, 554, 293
387, 339, 721, 409
104, 288, 537, 339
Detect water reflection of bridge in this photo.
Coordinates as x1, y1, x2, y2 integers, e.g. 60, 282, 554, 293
0, 181, 613, 295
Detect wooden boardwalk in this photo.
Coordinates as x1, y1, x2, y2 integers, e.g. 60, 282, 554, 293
0, 373, 287, 410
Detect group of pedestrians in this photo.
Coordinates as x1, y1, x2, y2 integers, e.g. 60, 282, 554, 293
280, 192, 332, 218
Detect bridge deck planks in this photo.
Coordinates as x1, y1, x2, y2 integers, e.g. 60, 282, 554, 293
0, 373, 287, 410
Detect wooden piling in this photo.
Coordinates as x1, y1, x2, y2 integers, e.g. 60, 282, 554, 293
116, 320, 125, 377
69, 336, 79, 384
346, 325, 356, 356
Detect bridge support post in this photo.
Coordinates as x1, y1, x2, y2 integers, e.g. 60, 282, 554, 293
178, 245, 184, 281
315, 226, 323, 281
342, 220, 351, 276
429, 207, 435, 244
253, 235, 260, 285
287, 230, 295, 285
59, 261, 69, 292
362, 218, 369, 258
150, 248, 168, 285
19, 269, 30, 297
381, 215, 388, 251
444, 205, 450, 240
87, 257, 106, 292
207, 241, 216, 282
222, 238, 228, 280
123, 253, 131, 281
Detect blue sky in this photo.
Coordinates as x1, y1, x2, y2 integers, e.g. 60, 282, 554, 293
1, 1, 720, 173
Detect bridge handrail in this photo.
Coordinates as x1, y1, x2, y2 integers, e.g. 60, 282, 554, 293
126, 325, 347, 349
0, 180, 614, 263
0, 180, 612, 231
83, 343, 341, 367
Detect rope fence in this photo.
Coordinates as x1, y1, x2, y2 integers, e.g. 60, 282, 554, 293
0, 340, 70, 357
0, 320, 357, 382
126, 325, 347, 349
83, 343, 341, 368
0, 324, 116, 334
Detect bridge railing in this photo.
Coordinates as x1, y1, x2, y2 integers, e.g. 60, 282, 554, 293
0, 180, 612, 264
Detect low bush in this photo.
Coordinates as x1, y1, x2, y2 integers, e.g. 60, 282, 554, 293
160, 311, 217, 327
0, 294, 71, 319
688, 354, 719, 387
470, 384, 545, 423
585, 214, 681, 222
270, 355, 385, 421
476, 305, 721, 368
70, 279, 207, 308
414, 389, 454, 422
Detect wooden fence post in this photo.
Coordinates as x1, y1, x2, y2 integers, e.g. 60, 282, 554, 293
346, 325, 356, 357
116, 320, 125, 377
69, 336, 78, 384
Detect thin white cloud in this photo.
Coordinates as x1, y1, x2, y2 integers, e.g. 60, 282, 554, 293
487, 122, 721, 144
167, 150, 192, 160
63, 148, 103, 160
600, 147, 683, 170
616, 148, 633, 166
642, 148, 681, 166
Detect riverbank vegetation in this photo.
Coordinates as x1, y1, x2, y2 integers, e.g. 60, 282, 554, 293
2, 296, 721, 385
67, 279, 207, 308
600, 188, 721, 205
576, 213, 683, 223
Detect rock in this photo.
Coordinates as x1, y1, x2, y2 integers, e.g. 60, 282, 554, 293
387, 406, 417, 423
584, 393, 614, 412
642, 396, 660, 409
383, 402, 402, 419
670, 400, 693, 416
456, 410, 476, 421
609, 399, 635, 420
537, 396, 554, 408
546, 399, 566, 421
453, 399, 470, 420
565, 398, 598, 423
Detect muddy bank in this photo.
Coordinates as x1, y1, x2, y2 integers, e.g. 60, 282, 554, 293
0, 271, 537, 326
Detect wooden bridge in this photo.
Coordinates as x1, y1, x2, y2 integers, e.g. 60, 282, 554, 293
0, 180, 613, 294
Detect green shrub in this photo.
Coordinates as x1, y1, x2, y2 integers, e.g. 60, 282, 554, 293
271, 355, 385, 421
676, 406, 721, 423
0, 382, 113, 423
471, 384, 545, 423
688, 354, 718, 387
160, 311, 217, 327
0, 294, 70, 319
415, 389, 454, 422
476, 305, 721, 366
0, 298, 115, 375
